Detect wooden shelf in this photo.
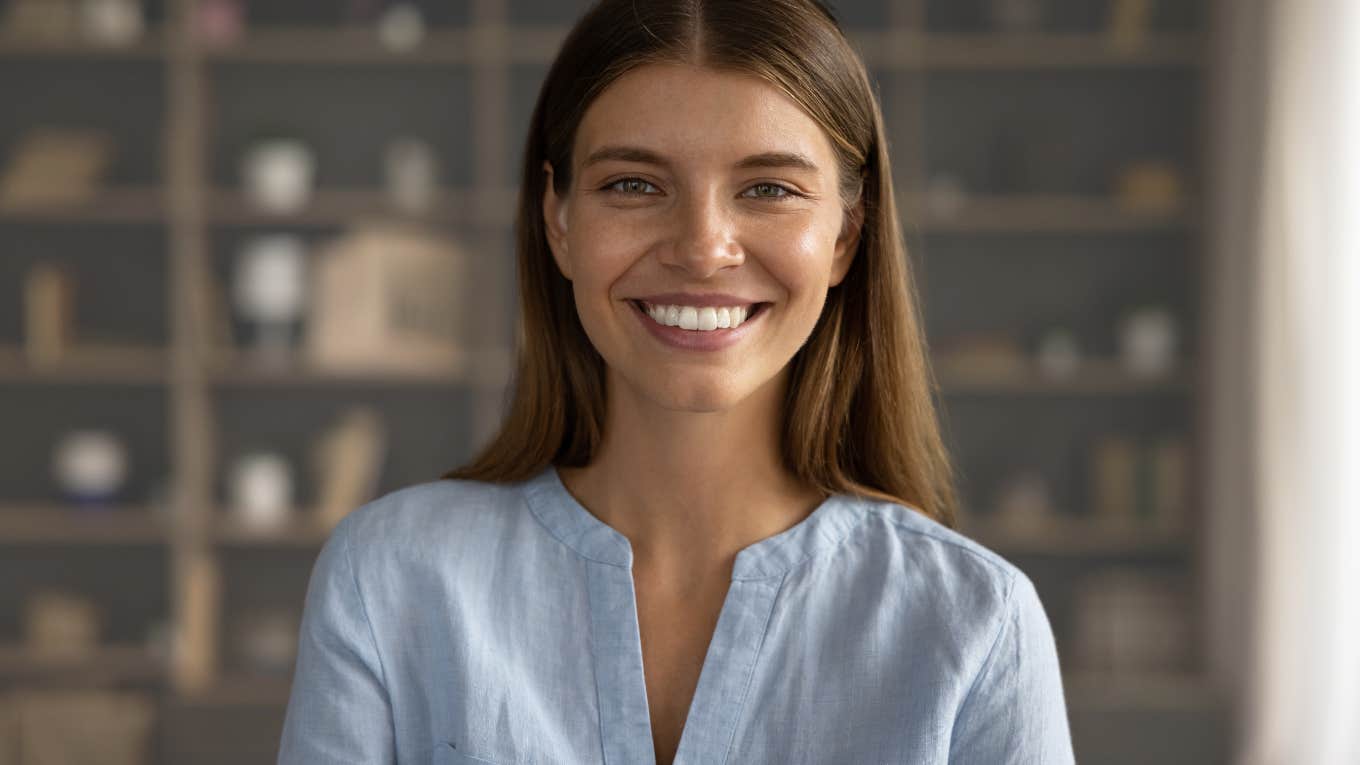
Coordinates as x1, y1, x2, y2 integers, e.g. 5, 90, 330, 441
0, 642, 164, 682
0, 29, 167, 60
213, 514, 330, 548
0, 344, 169, 386
0, 186, 165, 224
962, 517, 1189, 556
908, 194, 1194, 233
207, 347, 513, 390
173, 673, 292, 707
0, 505, 168, 545
935, 358, 1192, 396
206, 186, 516, 228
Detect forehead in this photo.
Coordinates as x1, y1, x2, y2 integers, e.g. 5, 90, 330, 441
572, 62, 836, 175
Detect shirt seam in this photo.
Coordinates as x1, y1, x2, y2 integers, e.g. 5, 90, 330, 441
521, 480, 635, 570
949, 569, 1020, 743
341, 515, 395, 709
731, 501, 868, 581
869, 506, 1015, 601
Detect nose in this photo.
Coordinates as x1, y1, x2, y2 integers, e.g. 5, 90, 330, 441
661, 188, 744, 278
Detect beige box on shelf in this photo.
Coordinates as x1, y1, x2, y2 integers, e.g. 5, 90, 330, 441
305, 222, 469, 373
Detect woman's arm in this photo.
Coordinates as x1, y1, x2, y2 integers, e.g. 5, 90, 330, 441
277, 512, 397, 764
947, 572, 1076, 764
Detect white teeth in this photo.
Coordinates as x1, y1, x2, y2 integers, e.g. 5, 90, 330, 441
679, 306, 698, 330
697, 307, 718, 331
640, 301, 760, 331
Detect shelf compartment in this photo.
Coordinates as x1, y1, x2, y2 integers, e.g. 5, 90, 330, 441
0, 506, 168, 545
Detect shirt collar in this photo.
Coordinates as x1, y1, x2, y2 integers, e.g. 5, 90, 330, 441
521, 463, 865, 580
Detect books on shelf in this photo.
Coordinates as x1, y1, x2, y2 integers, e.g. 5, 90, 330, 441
1091, 433, 1189, 535
1071, 569, 1193, 675
22, 262, 76, 366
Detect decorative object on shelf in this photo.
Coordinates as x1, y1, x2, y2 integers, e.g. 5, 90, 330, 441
1106, 0, 1155, 53
377, 2, 425, 52
1071, 570, 1193, 674
1113, 159, 1184, 213
227, 452, 296, 531
306, 222, 469, 372
991, 469, 1059, 535
933, 333, 1027, 380
988, 0, 1046, 34
5, 690, 155, 765
78, 0, 143, 47
232, 234, 309, 364
383, 136, 438, 214
2, 0, 77, 43
174, 555, 219, 694
22, 262, 77, 367
311, 405, 388, 532
241, 138, 316, 214
231, 608, 300, 675
24, 589, 101, 661
1118, 305, 1178, 378
1035, 326, 1082, 379
0, 127, 112, 208
924, 174, 968, 220
194, 0, 244, 48
1089, 432, 1189, 534
52, 429, 128, 507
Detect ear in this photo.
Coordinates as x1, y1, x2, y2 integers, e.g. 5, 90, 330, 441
541, 160, 572, 281
829, 194, 864, 288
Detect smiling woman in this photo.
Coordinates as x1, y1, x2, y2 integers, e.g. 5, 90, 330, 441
277, 2, 1075, 764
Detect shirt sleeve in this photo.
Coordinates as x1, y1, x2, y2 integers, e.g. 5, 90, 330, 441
947, 571, 1075, 765
277, 513, 397, 764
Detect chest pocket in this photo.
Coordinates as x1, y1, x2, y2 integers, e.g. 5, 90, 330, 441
433, 742, 504, 765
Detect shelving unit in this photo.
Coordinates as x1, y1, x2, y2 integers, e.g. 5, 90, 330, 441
0, 0, 1223, 762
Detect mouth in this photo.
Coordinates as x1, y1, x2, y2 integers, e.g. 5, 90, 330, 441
629, 299, 772, 331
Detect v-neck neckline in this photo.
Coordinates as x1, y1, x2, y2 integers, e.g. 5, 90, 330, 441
522, 463, 861, 581
521, 463, 866, 764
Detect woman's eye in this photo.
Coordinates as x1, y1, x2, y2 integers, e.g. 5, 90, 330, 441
605, 178, 659, 195
745, 183, 794, 200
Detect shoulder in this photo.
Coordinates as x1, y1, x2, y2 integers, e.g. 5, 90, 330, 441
866, 499, 1022, 596
835, 497, 1032, 631
326, 477, 527, 566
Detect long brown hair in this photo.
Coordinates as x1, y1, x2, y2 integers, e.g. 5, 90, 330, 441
443, 0, 958, 527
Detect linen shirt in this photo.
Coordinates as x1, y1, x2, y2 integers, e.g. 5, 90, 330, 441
277, 464, 1075, 764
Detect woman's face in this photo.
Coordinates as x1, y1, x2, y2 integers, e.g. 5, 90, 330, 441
542, 62, 862, 414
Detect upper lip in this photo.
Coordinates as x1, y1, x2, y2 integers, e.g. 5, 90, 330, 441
631, 292, 768, 307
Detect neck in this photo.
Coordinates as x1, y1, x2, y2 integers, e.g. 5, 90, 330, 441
557, 366, 827, 593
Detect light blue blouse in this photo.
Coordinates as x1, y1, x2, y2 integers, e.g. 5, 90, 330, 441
277, 464, 1074, 764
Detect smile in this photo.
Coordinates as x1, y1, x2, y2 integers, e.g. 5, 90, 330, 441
628, 299, 770, 351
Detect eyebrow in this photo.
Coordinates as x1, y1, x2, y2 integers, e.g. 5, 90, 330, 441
580, 145, 821, 174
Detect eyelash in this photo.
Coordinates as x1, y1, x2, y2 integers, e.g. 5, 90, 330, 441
600, 177, 803, 201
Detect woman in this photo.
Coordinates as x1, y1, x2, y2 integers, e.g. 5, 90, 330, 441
278, 1, 1074, 763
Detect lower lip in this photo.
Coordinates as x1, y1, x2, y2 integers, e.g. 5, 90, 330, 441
630, 301, 768, 351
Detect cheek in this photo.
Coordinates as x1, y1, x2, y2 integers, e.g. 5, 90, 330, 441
759, 227, 834, 297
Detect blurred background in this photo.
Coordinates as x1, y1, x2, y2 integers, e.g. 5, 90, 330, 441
0, 0, 1355, 763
